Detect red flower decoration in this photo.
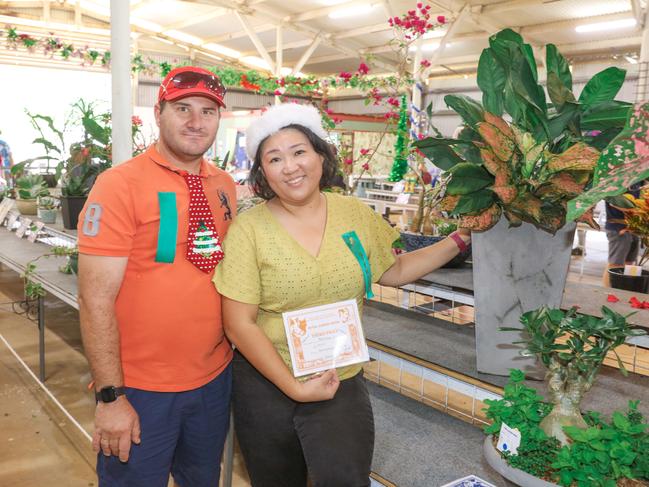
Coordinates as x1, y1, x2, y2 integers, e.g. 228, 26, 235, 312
607, 294, 620, 303
362, 162, 370, 171
360, 148, 370, 156
420, 59, 431, 68
437, 15, 446, 24
131, 115, 143, 126
339, 71, 353, 81
344, 158, 353, 165
357, 62, 370, 75
387, 97, 400, 107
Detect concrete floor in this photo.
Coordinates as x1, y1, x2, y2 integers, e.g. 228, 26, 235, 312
0, 267, 250, 487
0, 229, 618, 487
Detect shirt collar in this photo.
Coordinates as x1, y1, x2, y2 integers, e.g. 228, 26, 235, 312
147, 144, 214, 179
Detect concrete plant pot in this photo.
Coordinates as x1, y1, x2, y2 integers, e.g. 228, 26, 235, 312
37, 207, 58, 224
471, 218, 576, 376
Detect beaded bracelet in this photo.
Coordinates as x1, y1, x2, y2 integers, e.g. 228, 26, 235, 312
449, 231, 469, 253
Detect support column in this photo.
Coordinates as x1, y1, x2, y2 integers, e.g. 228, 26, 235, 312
637, 9, 649, 103
110, 0, 132, 165
275, 25, 283, 105
131, 35, 139, 109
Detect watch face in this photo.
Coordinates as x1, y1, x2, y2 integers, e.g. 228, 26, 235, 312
99, 387, 116, 403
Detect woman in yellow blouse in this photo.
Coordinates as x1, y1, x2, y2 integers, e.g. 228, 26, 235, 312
213, 104, 471, 487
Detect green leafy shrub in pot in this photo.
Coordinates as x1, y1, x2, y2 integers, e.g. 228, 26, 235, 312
16, 174, 49, 200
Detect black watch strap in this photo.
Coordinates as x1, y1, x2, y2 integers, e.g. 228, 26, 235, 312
95, 386, 126, 403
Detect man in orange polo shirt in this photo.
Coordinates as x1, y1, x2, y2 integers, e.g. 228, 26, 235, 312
77, 66, 236, 487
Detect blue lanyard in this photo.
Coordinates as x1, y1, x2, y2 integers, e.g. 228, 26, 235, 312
342, 231, 374, 299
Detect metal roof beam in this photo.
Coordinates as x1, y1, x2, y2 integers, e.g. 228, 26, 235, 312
292, 34, 323, 74
202, 23, 275, 43
234, 10, 275, 72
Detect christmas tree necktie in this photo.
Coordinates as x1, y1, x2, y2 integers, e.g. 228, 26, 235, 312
183, 173, 224, 273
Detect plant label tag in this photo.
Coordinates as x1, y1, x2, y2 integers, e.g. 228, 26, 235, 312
624, 265, 643, 277
391, 181, 405, 193
395, 193, 410, 204
496, 422, 521, 455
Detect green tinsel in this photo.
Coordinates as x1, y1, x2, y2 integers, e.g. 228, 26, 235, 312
389, 95, 409, 182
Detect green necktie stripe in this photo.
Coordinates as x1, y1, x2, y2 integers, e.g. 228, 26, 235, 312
155, 192, 178, 264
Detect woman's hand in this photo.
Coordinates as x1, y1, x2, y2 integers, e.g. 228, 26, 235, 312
290, 369, 340, 402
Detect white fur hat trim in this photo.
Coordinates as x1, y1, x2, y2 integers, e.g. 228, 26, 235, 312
245, 103, 329, 161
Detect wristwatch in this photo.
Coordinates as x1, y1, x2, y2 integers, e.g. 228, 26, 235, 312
95, 386, 126, 403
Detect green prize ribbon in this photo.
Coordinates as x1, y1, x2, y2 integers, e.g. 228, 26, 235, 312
155, 192, 178, 263
342, 230, 374, 299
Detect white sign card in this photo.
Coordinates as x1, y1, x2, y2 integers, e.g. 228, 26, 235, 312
0, 199, 14, 224
282, 299, 369, 377
27, 221, 45, 243
395, 192, 411, 204
496, 422, 521, 455
624, 264, 643, 276
15, 218, 32, 238
6, 212, 19, 231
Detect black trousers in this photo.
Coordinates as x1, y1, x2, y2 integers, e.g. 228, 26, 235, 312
232, 351, 374, 487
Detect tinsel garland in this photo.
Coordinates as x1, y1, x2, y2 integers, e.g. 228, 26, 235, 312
388, 95, 410, 182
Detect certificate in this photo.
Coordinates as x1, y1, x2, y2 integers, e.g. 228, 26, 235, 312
282, 299, 369, 377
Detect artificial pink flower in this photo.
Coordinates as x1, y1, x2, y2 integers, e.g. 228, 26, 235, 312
131, 115, 143, 126
437, 15, 446, 24
420, 59, 431, 68
339, 71, 353, 81
344, 158, 353, 165
360, 148, 370, 156
362, 163, 370, 171
357, 62, 370, 75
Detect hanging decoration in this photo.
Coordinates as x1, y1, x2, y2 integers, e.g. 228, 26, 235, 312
388, 95, 410, 182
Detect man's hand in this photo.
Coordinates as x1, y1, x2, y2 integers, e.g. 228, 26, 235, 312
289, 369, 340, 402
93, 396, 141, 462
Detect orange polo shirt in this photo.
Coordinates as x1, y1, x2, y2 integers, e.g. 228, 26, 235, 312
77, 145, 236, 392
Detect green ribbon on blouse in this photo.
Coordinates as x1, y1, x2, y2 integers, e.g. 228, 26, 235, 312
155, 192, 178, 263
342, 230, 374, 299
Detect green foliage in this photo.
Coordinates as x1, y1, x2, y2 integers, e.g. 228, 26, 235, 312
483, 369, 553, 438
508, 306, 646, 374
485, 374, 649, 485
15, 174, 49, 200
568, 101, 649, 222
483, 370, 560, 480
445, 163, 493, 195
444, 94, 484, 129
552, 402, 649, 486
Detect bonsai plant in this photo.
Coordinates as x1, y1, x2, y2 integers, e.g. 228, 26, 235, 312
484, 369, 649, 487
502, 306, 647, 445
36, 195, 59, 224
14, 173, 49, 215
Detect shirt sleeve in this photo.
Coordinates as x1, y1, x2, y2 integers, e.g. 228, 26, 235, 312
212, 218, 261, 305
77, 169, 136, 256
356, 199, 401, 282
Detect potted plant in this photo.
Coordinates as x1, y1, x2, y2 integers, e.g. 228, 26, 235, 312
15, 173, 49, 215
36, 195, 59, 224
411, 29, 637, 375
482, 306, 648, 486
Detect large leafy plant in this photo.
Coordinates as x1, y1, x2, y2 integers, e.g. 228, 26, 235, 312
414, 29, 632, 233
15, 173, 49, 200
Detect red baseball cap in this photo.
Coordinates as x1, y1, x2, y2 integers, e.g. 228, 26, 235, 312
158, 66, 226, 108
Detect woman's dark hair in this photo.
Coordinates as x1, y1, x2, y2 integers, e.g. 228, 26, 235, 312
248, 124, 338, 200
